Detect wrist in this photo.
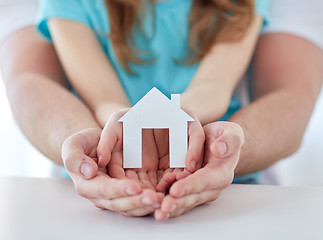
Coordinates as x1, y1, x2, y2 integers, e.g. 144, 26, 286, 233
181, 86, 232, 125
95, 103, 130, 127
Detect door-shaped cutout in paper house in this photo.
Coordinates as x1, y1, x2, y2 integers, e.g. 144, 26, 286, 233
119, 87, 194, 168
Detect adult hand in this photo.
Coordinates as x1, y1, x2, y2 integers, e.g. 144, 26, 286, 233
154, 121, 244, 221
155, 112, 205, 193
62, 128, 162, 217
97, 109, 161, 190
98, 109, 205, 193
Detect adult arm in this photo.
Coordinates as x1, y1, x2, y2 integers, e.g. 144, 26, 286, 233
233, 33, 323, 175
155, 32, 323, 220
0, 27, 161, 215
0, 26, 101, 165
181, 15, 263, 125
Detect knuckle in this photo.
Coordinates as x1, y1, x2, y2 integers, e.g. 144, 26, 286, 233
64, 154, 83, 174
104, 200, 115, 211
208, 192, 220, 202
99, 181, 114, 200
221, 172, 234, 190
75, 185, 88, 198
109, 201, 119, 212
93, 203, 105, 210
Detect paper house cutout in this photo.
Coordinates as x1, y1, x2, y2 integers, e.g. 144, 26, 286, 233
119, 87, 194, 168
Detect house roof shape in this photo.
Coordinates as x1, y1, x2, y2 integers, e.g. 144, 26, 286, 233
119, 87, 194, 124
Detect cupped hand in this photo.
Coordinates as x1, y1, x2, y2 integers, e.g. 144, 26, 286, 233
97, 110, 161, 190
154, 121, 244, 221
97, 109, 205, 193
155, 112, 205, 193
62, 128, 162, 217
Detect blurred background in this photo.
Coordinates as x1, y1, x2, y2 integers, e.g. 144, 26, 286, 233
0, 73, 323, 186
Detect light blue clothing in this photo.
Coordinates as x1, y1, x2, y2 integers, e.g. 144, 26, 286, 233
37, 0, 269, 182
37, 0, 269, 106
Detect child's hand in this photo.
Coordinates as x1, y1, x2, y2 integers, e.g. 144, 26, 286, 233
97, 109, 162, 190
97, 109, 204, 194
154, 122, 244, 221
155, 112, 205, 193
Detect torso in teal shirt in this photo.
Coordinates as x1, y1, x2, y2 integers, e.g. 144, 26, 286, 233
37, 0, 269, 106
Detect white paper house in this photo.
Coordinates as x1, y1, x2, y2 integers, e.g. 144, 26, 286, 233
119, 87, 194, 168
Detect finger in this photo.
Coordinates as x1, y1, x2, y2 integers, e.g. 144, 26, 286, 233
173, 168, 184, 174
108, 151, 125, 178
175, 170, 191, 181
124, 207, 156, 217
108, 163, 126, 179
154, 209, 170, 221
204, 122, 244, 162
74, 174, 142, 200
64, 153, 99, 180
162, 189, 219, 215
97, 112, 125, 168
156, 170, 191, 193
61, 128, 101, 160
94, 189, 160, 213
125, 192, 164, 217
169, 165, 233, 197
169, 190, 220, 218
62, 130, 101, 179
156, 171, 176, 193
185, 121, 205, 172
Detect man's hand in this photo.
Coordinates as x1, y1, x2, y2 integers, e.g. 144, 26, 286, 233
97, 110, 161, 190
154, 122, 244, 221
62, 128, 162, 217
155, 113, 205, 193
97, 109, 205, 194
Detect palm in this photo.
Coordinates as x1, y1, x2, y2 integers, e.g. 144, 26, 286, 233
108, 128, 187, 192
98, 110, 204, 194
108, 129, 160, 190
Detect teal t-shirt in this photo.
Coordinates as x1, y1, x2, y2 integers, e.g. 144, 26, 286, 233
37, 0, 269, 183
37, 0, 269, 106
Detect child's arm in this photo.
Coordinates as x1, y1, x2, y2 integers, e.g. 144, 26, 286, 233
48, 19, 130, 127
181, 15, 263, 125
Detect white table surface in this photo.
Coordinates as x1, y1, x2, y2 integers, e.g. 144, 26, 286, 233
0, 177, 322, 240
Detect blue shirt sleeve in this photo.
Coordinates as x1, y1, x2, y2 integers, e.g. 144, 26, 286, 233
36, 0, 92, 42
255, 0, 270, 26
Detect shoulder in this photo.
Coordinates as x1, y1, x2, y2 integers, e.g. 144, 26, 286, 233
261, 0, 323, 50
255, 0, 270, 25
37, 0, 109, 42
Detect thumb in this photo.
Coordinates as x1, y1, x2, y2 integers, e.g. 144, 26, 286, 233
205, 122, 244, 163
62, 130, 100, 180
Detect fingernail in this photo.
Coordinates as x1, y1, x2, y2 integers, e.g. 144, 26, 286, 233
126, 188, 137, 195
166, 213, 170, 219
81, 163, 91, 178
153, 203, 160, 209
98, 155, 102, 165
217, 141, 228, 156
142, 196, 153, 205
